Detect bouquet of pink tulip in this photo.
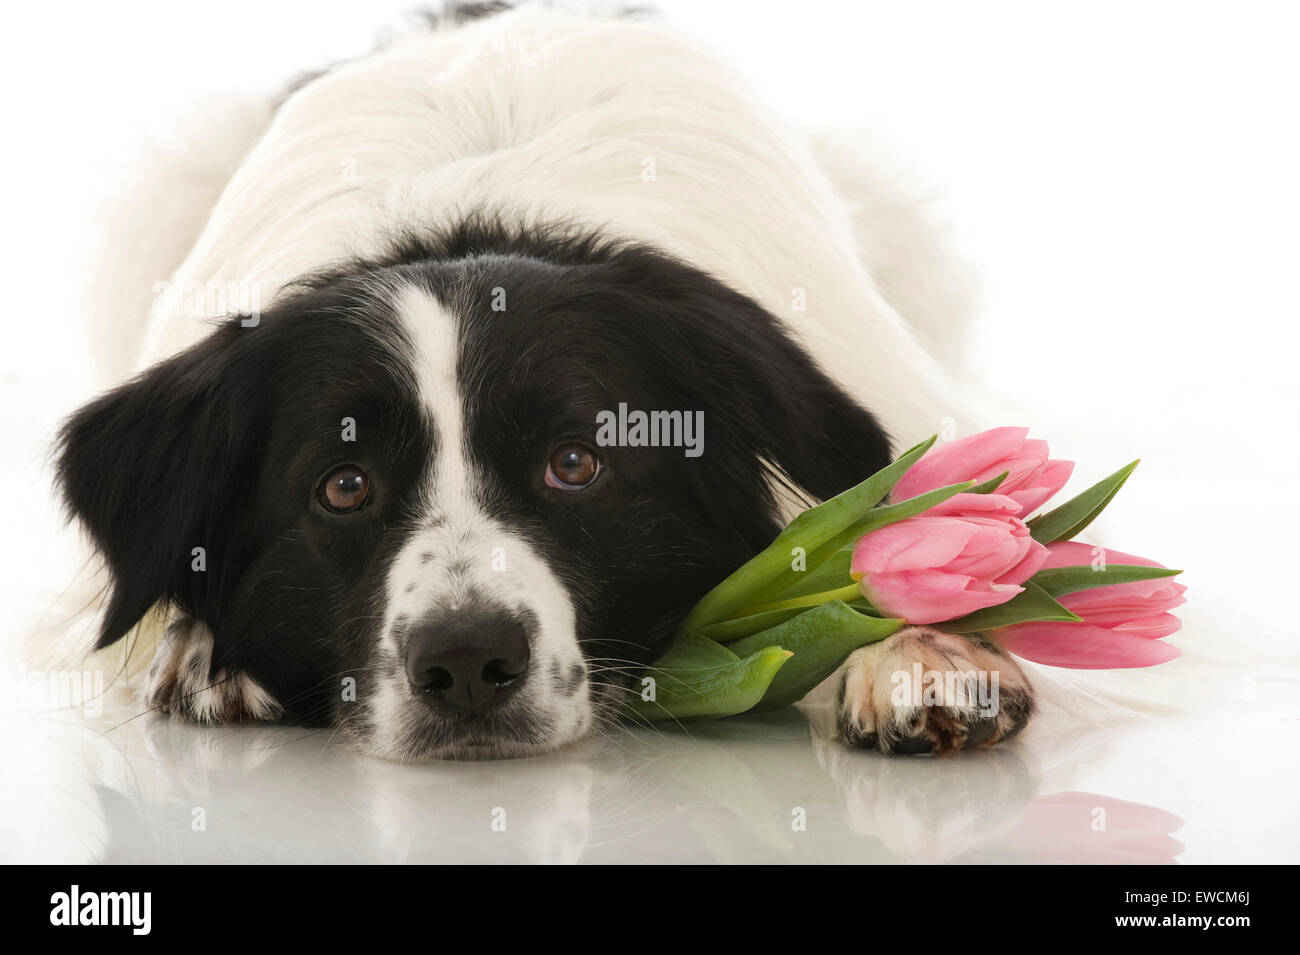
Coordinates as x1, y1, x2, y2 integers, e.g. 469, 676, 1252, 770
627, 427, 1186, 721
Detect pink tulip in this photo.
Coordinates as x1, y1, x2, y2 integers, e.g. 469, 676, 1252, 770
995, 541, 1186, 668
892, 426, 1074, 519
850, 493, 1049, 625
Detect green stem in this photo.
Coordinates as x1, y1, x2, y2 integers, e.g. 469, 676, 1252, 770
739, 582, 864, 617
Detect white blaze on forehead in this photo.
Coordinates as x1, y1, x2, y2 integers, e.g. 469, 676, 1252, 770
393, 285, 474, 511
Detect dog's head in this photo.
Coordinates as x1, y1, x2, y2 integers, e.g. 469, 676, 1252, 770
57, 226, 890, 759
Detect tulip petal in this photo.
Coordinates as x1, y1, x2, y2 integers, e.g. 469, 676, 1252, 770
922, 492, 1023, 518
850, 518, 980, 575
1062, 588, 1187, 623
996, 536, 1049, 586
1010, 459, 1075, 517
1043, 541, 1163, 570
997, 623, 1181, 669
1111, 612, 1184, 640
947, 532, 1026, 578
891, 427, 1030, 502
861, 570, 1023, 625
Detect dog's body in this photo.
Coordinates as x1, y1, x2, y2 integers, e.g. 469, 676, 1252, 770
49, 4, 1036, 759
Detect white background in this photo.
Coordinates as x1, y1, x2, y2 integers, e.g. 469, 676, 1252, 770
1, 1, 1297, 863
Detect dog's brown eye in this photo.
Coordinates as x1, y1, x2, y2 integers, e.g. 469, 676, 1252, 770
319, 466, 370, 512
545, 443, 600, 489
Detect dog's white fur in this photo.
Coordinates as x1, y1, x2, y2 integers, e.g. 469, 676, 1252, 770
132, 8, 971, 415
46, 4, 1005, 744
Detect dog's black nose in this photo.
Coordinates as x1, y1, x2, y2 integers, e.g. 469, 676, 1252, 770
405, 610, 532, 715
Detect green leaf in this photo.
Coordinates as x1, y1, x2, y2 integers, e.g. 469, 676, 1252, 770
642, 630, 740, 669
970, 470, 1010, 494
1031, 564, 1182, 598
727, 602, 904, 712
698, 595, 884, 643
682, 436, 938, 630
1027, 460, 1139, 543
941, 580, 1083, 633
623, 643, 792, 722
768, 545, 854, 601
697, 606, 811, 642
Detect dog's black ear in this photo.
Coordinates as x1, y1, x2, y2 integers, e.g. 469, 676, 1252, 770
56, 323, 259, 649
638, 260, 894, 505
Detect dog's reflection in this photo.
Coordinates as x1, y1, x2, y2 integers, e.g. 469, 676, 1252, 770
7, 703, 1182, 864
805, 699, 1184, 863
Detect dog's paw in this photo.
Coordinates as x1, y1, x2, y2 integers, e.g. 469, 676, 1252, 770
836, 627, 1033, 755
145, 615, 282, 724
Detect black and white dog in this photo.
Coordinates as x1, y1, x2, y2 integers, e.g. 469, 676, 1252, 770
51, 3, 1034, 759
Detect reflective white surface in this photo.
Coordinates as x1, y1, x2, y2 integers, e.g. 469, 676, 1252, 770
2, 694, 1295, 864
